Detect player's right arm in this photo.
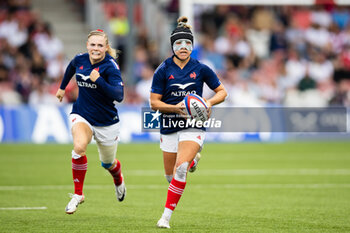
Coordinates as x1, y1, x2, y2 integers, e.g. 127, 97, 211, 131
56, 59, 76, 102
150, 92, 185, 115
150, 62, 185, 115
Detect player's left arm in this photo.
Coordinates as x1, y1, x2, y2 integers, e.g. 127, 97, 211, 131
90, 67, 124, 102
206, 83, 227, 107
205, 84, 227, 117
202, 65, 228, 115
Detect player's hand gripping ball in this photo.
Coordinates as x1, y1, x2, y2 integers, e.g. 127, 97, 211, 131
182, 93, 209, 123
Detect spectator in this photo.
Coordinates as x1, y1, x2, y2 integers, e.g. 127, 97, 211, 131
269, 20, 288, 53
135, 63, 153, 105
33, 22, 63, 61
284, 49, 307, 88
332, 6, 350, 30
307, 50, 334, 83
28, 78, 58, 105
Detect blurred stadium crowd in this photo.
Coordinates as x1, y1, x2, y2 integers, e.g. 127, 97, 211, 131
0, 0, 68, 105
1, 0, 350, 107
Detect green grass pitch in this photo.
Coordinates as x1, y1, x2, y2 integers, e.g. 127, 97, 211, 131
0, 142, 349, 233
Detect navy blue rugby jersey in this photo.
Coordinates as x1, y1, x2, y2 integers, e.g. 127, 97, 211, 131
151, 56, 221, 134
60, 53, 124, 126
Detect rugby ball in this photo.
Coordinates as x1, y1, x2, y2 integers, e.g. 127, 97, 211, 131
182, 93, 209, 122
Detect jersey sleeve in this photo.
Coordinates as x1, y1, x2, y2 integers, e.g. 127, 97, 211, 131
96, 61, 124, 102
150, 63, 166, 94
201, 64, 221, 90
59, 57, 77, 90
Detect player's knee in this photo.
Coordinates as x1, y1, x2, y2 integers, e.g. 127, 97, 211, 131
174, 162, 188, 182
73, 145, 86, 156
165, 174, 173, 183
101, 161, 113, 169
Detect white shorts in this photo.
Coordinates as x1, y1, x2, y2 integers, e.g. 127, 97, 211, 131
160, 129, 205, 153
69, 114, 120, 146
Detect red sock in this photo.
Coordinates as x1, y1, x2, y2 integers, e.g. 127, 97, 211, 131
189, 160, 195, 169
165, 178, 186, 211
108, 159, 123, 186
72, 155, 87, 195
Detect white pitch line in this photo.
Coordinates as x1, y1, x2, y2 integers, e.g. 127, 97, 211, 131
0, 207, 47, 210
131, 184, 350, 189
127, 169, 350, 176
1, 184, 350, 191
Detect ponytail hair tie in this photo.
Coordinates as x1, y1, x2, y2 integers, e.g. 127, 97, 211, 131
178, 22, 186, 27
96, 29, 104, 32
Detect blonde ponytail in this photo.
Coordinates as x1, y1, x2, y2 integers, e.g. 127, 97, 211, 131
107, 47, 118, 60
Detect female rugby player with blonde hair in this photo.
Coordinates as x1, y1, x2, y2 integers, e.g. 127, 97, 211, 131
56, 29, 126, 214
